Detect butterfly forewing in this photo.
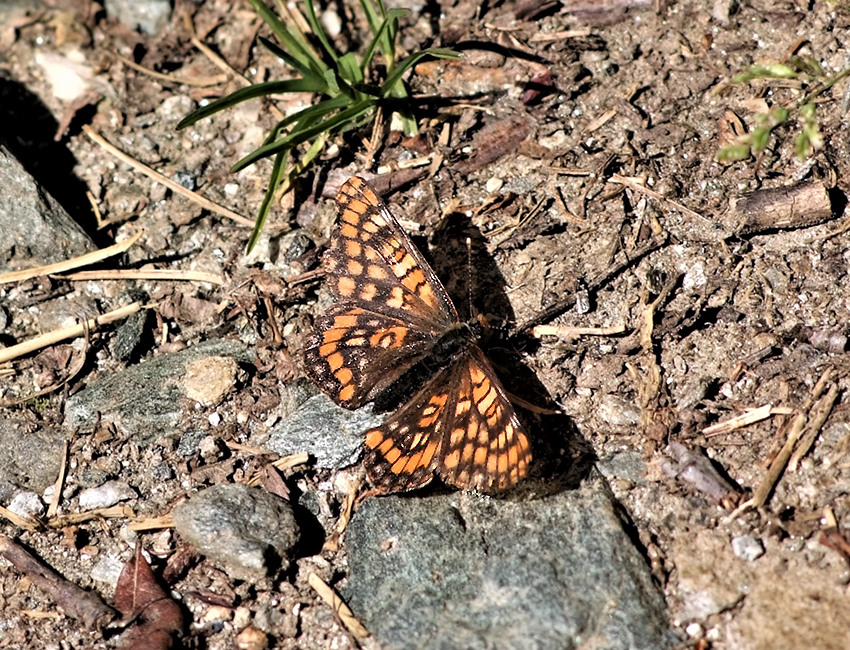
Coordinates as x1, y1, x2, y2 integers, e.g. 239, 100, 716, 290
328, 177, 458, 330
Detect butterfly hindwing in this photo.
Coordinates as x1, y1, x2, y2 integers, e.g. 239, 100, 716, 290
437, 346, 532, 491
362, 347, 531, 493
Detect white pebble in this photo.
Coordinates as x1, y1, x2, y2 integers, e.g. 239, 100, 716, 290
8, 491, 45, 519
78, 481, 136, 510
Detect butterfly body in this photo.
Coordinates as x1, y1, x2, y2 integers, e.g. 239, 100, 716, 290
303, 177, 531, 493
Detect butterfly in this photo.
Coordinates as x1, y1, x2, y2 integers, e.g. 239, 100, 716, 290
303, 176, 531, 493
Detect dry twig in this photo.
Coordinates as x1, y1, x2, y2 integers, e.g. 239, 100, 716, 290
82, 126, 253, 227
0, 534, 117, 629
751, 368, 834, 507
308, 572, 370, 640
0, 302, 143, 365
0, 231, 144, 286
56, 269, 223, 285
114, 51, 227, 86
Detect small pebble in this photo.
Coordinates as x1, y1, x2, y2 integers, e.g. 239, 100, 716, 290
90, 555, 125, 588
172, 483, 299, 581
184, 356, 238, 406
731, 534, 765, 562
233, 606, 252, 629
486, 176, 504, 193
78, 480, 136, 510
686, 622, 704, 638
104, 0, 172, 35
198, 435, 223, 462
8, 491, 45, 519
235, 626, 268, 650
203, 606, 233, 623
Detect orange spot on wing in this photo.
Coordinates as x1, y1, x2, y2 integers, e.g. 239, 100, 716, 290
323, 328, 346, 343
367, 264, 388, 280
421, 441, 438, 466
443, 449, 460, 470
450, 427, 466, 446
345, 239, 362, 257
343, 202, 368, 224
360, 283, 377, 301
338, 276, 356, 297
461, 443, 474, 463
335, 367, 353, 385
401, 269, 426, 293
326, 352, 344, 371
478, 388, 497, 414
403, 451, 425, 473
333, 313, 360, 328
387, 287, 404, 309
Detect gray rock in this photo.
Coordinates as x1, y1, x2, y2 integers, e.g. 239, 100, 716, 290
731, 535, 765, 562
112, 308, 150, 361
597, 449, 647, 483
64, 340, 254, 446
104, 0, 171, 35
266, 393, 381, 469
345, 471, 672, 650
90, 555, 125, 589
0, 421, 67, 499
78, 480, 136, 510
596, 394, 641, 429
7, 491, 45, 519
0, 144, 94, 273
177, 429, 208, 457
172, 483, 299, 582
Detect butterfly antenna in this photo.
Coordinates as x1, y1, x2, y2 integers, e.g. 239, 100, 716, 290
465, 236, 477, 320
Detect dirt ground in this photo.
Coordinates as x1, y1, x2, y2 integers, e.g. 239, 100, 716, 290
2, 0, 850, 648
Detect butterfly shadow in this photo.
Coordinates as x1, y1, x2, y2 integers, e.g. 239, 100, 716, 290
423, 212, 596, 498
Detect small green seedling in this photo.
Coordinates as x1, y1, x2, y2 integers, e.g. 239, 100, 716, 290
717, 54, 850, 163
178, 0, 458, 252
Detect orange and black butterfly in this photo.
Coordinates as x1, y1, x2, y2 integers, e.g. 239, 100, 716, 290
303, 177, 531, 493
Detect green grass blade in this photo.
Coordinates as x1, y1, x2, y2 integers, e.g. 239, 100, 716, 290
258, 36, 326, 84
337, 53, 364, 85
177, 78, 329, 130
244, 134, 327, 253
233, 99, 378, 170
302, 0, 339, 65
246, 0, 328, 76
361, 8, 407, 72
351, 82, 383, 97
230, 97, 350, 173
358, 0, 383, 39
381, 47, 460, 94
245, 148, 287, 253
